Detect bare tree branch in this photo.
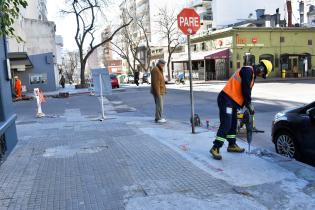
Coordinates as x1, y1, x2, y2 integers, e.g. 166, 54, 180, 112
62, 0, 132, 86
157, 7, 181, 81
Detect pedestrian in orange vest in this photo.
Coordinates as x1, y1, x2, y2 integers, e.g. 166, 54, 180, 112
14, 76, 22, 99
210, 60, 273, 160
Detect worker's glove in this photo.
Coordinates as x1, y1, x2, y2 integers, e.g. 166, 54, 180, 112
246, 103, 255, 115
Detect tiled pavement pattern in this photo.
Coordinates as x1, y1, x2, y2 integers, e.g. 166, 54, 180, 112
0, 105, 233, 210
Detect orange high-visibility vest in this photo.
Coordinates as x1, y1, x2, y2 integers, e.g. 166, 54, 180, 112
15, 79, 22, 90
223, 66, 255, 107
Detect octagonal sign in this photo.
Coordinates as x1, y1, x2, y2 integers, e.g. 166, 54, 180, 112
177, 8, 201, 35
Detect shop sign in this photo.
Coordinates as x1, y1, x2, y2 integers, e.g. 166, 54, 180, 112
215, 36, 233, 48
236, 36, 264, 47
252, 37, 257, 44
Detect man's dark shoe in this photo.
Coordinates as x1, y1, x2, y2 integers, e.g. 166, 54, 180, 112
210, 146, 222, 160
227, 143, 245, 153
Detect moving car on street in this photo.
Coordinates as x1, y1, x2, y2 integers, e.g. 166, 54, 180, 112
272, 101, 315, 164
110, 74, 119, 89
142, 73, 151, 84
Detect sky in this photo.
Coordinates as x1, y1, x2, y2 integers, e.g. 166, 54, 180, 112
47, 0, 121, 51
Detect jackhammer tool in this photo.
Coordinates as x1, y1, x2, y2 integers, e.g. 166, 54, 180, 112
243, 110, 254, 153
237, 111, 265, 133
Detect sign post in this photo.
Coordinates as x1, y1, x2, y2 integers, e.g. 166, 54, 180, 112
177, 8, 201, 134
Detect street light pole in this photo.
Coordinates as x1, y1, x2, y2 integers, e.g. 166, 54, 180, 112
187, 32, 195, 134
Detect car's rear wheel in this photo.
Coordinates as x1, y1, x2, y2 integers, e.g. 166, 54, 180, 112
275, 131, 299, 159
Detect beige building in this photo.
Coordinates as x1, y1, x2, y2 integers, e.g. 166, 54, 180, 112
101, 27, 113, 69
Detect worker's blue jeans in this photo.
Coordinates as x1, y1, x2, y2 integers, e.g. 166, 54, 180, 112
213, 92, 238, 148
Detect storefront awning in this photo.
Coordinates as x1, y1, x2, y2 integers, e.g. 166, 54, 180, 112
172, 49, 230, 63
8, 52, 33, 70
204, 49, 230, 60
172, 51, 211, 62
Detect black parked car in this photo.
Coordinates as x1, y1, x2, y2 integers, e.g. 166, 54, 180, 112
272, 101, 315, 164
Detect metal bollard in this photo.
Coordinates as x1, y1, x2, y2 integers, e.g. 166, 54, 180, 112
281, 69, 286, 78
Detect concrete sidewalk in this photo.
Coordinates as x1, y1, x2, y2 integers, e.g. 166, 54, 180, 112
24, 84, 90, 98
1, 95, 315, 209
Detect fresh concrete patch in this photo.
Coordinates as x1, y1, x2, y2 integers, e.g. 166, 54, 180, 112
125, 193, 267, 210
111, 101, 124, 105
43, 143, 108, 158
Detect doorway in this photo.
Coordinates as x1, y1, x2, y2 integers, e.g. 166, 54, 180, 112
205, 59, 215, 80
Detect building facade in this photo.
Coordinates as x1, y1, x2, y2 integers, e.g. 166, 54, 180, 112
21, 0, 48, 21
8, 0, 59, 92
183, 27, 315, 80
0, 37, 18, 159
189, 0, 213, 35
10, 53, 58, 92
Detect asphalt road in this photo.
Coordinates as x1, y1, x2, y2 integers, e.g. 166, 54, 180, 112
111, 80, 315, 152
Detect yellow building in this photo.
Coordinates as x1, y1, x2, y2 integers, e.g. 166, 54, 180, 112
175, 27, 315, 80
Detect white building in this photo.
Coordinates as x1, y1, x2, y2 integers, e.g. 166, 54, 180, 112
8, 0, 60, 92
9, 0, 55, 55
22, 0, 48, 21
211, 0, 286, 29
55, 35, 64, 66
302, 0, 315, 26
189, 0, 213, 34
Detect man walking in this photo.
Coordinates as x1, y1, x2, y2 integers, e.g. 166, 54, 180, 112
151, 59, 167, 123
134, 71, 140, 86
59, 75, 66, 88
210, 60, 273, 160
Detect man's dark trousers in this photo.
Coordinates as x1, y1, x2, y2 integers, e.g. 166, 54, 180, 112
213, 92, 238, 148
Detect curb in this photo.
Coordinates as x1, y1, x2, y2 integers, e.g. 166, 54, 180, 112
192, 77, 315, 85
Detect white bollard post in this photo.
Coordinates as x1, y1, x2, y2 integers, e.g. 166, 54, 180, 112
99, 74, 105, 120
34, 88, 45, 118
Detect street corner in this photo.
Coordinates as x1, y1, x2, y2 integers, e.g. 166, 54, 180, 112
138, 119, 315, 203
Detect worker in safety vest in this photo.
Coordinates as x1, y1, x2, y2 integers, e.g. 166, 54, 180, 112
14, 76, 22, 99
210, 60, 273, 160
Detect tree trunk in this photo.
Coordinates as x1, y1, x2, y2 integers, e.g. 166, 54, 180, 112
167, 47, 172, 81
80, 60, 86, 86
167, 59, 171, 81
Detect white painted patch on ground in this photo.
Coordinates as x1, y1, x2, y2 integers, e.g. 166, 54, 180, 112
140, 127, 295, 187
125, 193, 267, 210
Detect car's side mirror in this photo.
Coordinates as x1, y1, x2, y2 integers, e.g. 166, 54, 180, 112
306, 107, 315, 119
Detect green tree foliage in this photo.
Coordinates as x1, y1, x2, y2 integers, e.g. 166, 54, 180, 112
0, 0, 28, 41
